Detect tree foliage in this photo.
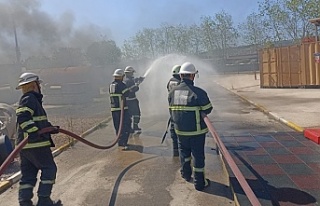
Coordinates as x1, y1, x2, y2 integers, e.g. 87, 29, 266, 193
19, 0, 320, 66
121, 1, 320, 61
238, 12, 268, 46
258, 0, 320, 41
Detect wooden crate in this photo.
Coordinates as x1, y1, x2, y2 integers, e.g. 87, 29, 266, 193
260, 42, 320, 88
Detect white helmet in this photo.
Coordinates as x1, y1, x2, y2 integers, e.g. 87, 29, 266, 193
171, 65, 181, 75
16, 72, 42, 89
113, 69, 124, 77
179, 62, 198, 74
124, 66, 135, 73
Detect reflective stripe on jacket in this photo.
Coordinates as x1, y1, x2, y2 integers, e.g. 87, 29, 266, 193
16, 91, 53, 149
109, 80, 129, 111
168, 79, 213, 136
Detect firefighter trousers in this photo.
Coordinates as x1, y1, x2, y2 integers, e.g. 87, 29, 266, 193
18, 147, 57, 203
177, 134, 207, 189
112, 110, 131, 146
169, 122, 178, 151
127, 99, 141, 130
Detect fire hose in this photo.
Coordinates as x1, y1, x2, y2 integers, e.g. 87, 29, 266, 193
0, 99, 125, 177
201, 113, 261, 206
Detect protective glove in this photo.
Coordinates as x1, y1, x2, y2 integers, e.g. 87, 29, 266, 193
137, 76, 145, 83
50, 126, 60, 134
134, 76, 145, 84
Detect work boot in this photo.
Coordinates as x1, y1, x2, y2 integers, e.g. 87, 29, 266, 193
19, 200, 33, 206
36, 197, 62, 206
133, 125, 141, 134
182, 174, 191, 182
195, 179, 211, 191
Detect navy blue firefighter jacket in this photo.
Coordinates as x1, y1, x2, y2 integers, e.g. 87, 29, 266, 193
168, 79, 213, 136
16, 91, 54, 149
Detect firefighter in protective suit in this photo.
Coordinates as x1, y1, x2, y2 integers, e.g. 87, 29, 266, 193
124, 66, 144, 134
168, 62, 213, 191
166, 65, 181, 157
109, 69, 132, 149
15, 72, 61, 206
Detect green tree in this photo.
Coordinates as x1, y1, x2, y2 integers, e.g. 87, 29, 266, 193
200, 11, 238, 54
172, 24, 190, 54
284, 0, 320, 38
259, 0, 285, 41
122, 39, 139, 60
212, 11, 238, 50
188, 24, 205, 55
258, 0, 320, 41
238, 12, 268, 45
200, 16, 216, 53
140, 28, 156, 58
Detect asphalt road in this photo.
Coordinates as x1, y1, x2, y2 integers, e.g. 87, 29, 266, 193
0, 75, 294, 206
200, 79, 293, 135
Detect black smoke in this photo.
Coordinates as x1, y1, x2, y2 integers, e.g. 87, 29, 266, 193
0, 0, 112, 63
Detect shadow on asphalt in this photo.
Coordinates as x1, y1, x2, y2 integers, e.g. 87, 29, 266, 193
123, 137, 234, 201
230, 151, 317, 206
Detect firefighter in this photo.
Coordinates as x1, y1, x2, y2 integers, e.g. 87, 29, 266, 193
124, 66, 144, 134
166, 65, 181, 157
109, 69, 132, 149
168, 62, 213, 191
15, 72, 61, 206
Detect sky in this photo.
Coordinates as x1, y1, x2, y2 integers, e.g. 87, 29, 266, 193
40, 0, 260, 45
0, 0, 260, 62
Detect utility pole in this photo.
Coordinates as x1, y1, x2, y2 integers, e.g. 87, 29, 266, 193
309, 18, 320, 85
309, 18, 320, 42
13, 19, 21, 64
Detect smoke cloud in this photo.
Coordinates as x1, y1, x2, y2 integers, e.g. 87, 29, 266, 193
0, 0, 112, 63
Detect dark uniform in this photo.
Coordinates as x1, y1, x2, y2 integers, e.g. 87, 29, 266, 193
168, 78, 213, 191
109, 79, 131, 147
166, 75, 181, 156
16, 91, 58, 206
124, 76, 141, 132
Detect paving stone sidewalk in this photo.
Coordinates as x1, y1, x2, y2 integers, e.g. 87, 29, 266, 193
213, 73, 320, 206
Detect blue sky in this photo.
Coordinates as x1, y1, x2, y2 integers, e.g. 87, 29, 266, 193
41, 0, 260, 45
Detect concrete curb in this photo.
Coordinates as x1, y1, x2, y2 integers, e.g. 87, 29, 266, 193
0, 116, 112, 194
52, 116, 112, 157
214, 81, 304, 133
0, 180, 10, 194
216, 150, 242, 206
